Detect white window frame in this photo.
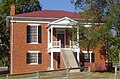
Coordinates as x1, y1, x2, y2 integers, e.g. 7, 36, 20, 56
82, 51, 92, 63
28, 24, 40, 44
27, 51, 40, 65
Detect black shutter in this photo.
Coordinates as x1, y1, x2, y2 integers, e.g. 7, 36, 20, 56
27, 25, 30, 43
80, 53, 85, 66
26, 53, 30, 64
38, 53, 42, 64
91, 53, 94, 62
38, 26, 42, 43
80, 53, 85, 62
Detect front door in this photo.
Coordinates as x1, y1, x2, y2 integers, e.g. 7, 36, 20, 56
57, 34, 65, 48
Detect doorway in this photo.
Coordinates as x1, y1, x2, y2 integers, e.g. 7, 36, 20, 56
57, 30, 66, 48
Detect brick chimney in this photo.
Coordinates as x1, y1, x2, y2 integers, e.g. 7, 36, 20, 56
10, 4, 15, 16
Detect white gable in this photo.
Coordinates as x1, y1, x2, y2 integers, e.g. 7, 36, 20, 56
50, 17, 77, 25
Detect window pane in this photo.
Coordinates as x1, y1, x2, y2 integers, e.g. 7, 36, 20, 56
30, 26, 37, 43
27, 25, 42, 43
27, 53, 37, 64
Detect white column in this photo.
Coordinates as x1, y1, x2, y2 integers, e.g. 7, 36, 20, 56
50, 52, 54, 70
51, 27, 53, 48
77, 52, 80, 62
50, 26, 54, 70
77, 27, 79, 46
48, 28, 50, 45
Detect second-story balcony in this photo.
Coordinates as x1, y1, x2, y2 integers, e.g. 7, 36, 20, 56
48, 40, 61, 53
48, 40, 80, 53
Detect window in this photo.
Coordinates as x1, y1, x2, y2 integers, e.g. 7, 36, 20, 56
80, 51, 94, 63
26, 51, 42, 64
27, 24, 42, 44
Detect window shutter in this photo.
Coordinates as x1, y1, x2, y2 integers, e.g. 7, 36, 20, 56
80, 53, 84, 62
80, 53, 85, 66
26, 53, 30, 64
38, 26, 42, 43
38, 53, 42, 64
27, 25, 30, 43
91, 53, 94, 62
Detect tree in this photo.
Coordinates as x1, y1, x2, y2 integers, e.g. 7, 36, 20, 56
71, 18, 112, 62
15, 0, 42, 14
71, 0, 120, 63
106, 0, 120, 64
0, 0, 42, 66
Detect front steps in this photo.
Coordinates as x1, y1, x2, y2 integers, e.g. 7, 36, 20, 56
61, 48, 80, 72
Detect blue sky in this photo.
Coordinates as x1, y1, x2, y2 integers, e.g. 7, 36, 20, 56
39, 0, 80, 12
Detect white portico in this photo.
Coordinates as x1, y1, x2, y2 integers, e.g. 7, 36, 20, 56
47, 17, 80, 70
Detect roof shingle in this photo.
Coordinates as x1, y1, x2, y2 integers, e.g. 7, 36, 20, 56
15, 10, 80, 19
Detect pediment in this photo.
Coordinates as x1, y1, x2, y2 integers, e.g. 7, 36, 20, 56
50, 17, 77, 25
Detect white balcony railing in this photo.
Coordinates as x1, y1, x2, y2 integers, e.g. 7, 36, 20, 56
53, 40, 61, 48
70, 40, 79, 49
48, 40, 61, 50
70, 40, 80, 52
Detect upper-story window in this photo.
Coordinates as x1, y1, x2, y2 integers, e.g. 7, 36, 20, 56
27, 24, 42, 44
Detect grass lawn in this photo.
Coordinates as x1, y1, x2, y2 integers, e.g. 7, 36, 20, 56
0, 71, 118, 79
91, 72, 115, 78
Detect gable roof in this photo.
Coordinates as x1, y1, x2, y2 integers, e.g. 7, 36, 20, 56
15, 10, 80, 19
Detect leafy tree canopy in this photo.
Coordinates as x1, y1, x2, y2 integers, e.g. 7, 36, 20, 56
0, 0, 42, 66
71, 0, 119, 63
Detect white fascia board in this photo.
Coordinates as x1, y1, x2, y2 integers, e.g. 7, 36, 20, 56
10, 20, 50, 23
9, 16, 56, 23
51, 25, 73, 28
82, 51, 92, 53
28, 24, 40, 26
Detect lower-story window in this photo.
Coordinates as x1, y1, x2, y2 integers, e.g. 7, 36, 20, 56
27, 51, 42, 64
80, 51, 94, 63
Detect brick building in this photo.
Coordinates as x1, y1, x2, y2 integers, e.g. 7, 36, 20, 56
6, 4, 111, 74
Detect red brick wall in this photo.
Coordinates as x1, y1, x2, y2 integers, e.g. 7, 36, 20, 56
83, 45, 108, 70
10, 22, 51, 74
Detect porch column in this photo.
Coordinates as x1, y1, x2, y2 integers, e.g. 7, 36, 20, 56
50, 26, 54, 70
77, 27, 80, 66
77, 27, 79, 46
48, 28, 50, 46
77, 52, 80, 66
50, 52, 54, 70
51, 27, 53, 48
